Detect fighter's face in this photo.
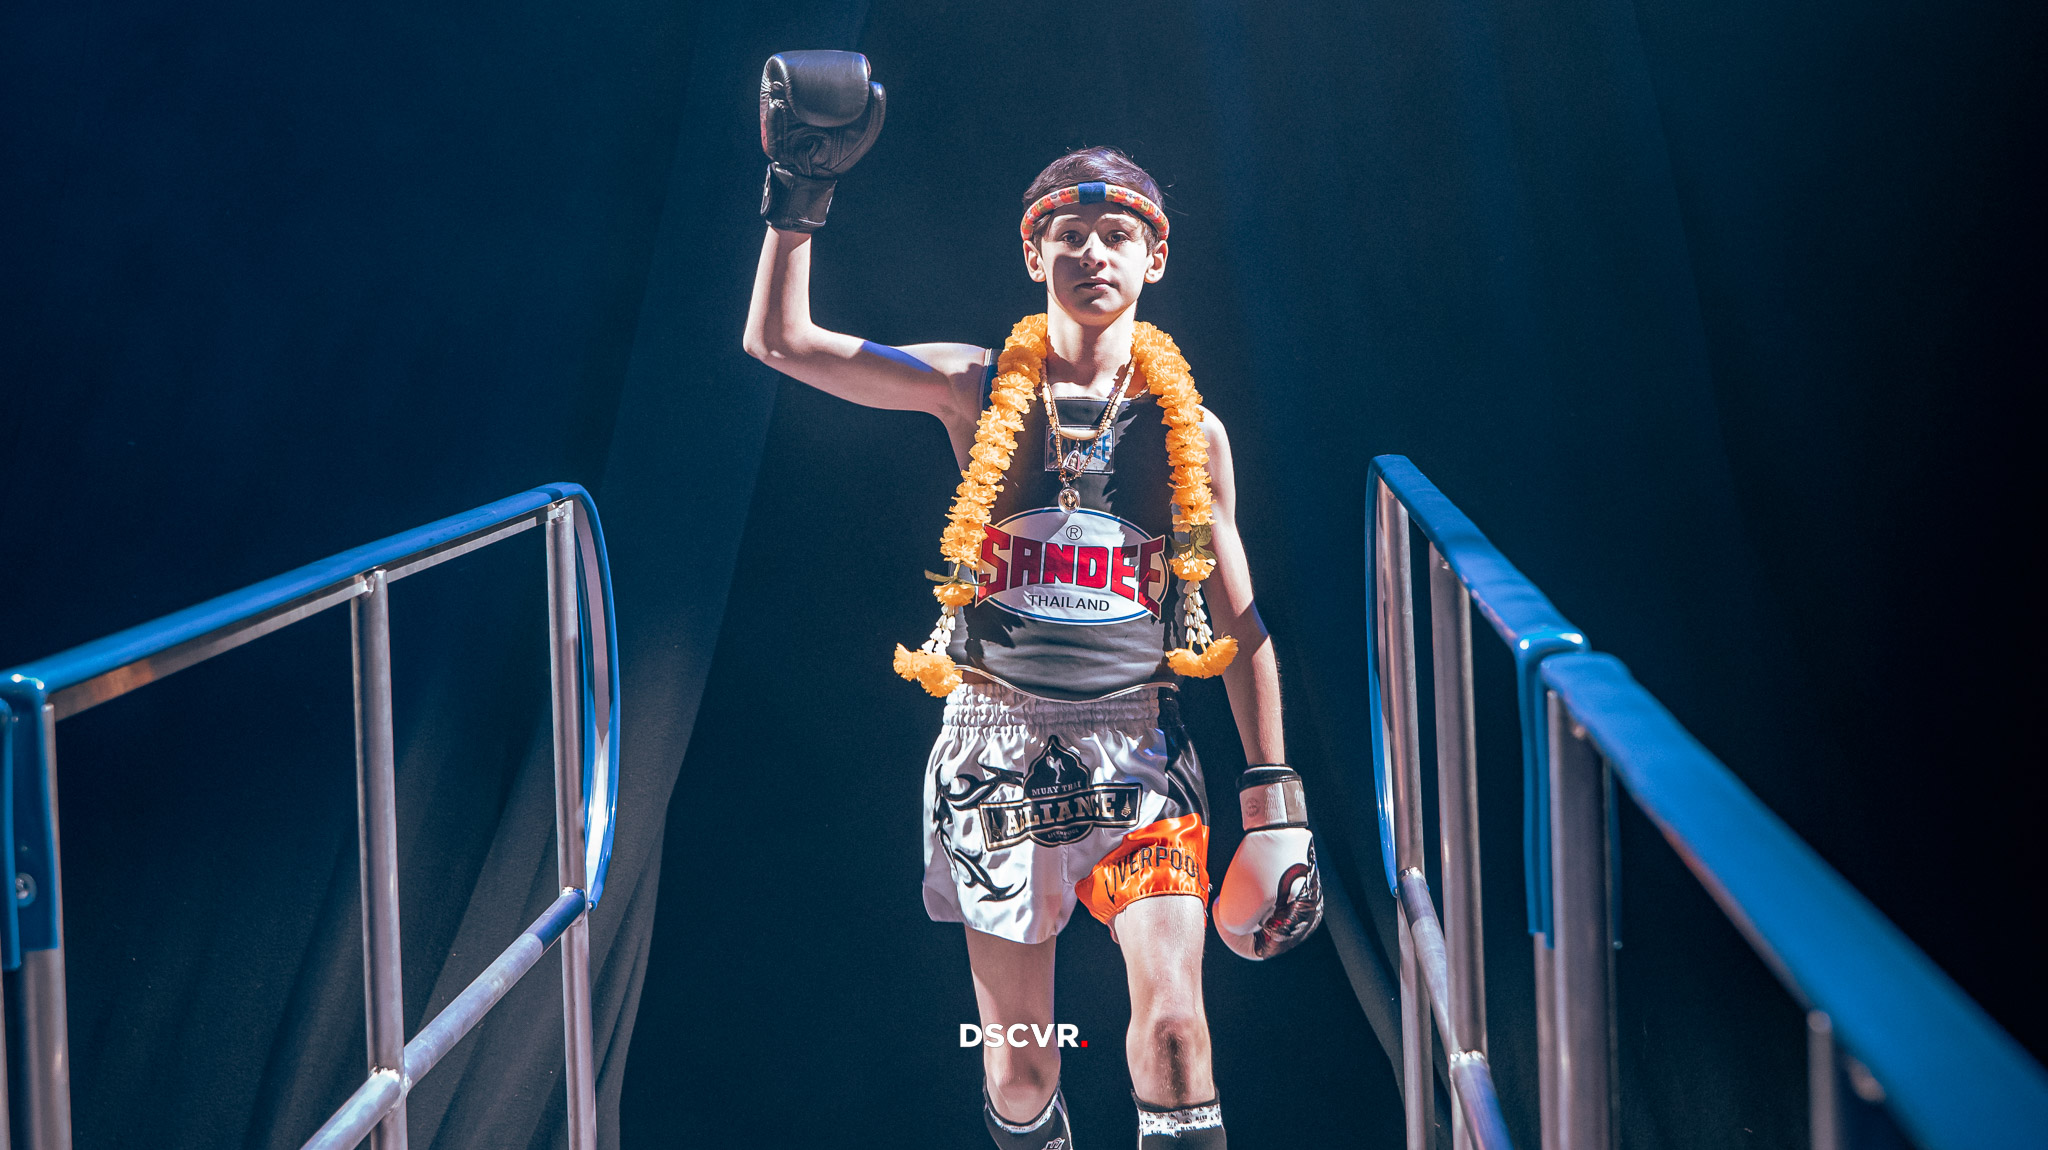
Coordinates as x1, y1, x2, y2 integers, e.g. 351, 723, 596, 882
1024, 204, 1168, 324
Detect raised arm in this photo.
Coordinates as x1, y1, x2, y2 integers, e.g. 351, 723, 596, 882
1197, 409, 1285, 765
743, 50, 982, 446
743, 226, 985, 434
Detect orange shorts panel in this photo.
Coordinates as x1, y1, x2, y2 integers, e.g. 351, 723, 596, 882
1076, 814, 1211, 926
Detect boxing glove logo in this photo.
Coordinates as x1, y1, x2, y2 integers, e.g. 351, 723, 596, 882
1250, 845, 1323, 958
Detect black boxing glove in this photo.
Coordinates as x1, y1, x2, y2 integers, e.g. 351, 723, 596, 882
758, 50, 885, 232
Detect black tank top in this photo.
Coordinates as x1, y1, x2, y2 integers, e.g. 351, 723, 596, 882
947, 362, 1182, 701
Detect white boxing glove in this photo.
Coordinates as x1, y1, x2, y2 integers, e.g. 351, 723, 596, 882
1214, 765, 1325, 960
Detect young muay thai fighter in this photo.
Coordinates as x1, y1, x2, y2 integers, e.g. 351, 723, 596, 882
743, 51, 1324, 1150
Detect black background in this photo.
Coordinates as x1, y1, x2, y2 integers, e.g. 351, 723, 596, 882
1, 0, 2039, 1147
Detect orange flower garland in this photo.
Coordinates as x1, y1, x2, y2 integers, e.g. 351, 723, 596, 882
893, 314, 1238, 696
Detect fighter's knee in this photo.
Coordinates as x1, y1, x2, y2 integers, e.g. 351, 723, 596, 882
986, 1053, 1059, 1097
985, 1054, 1059, 1131
1140, 1009, 1204, 1066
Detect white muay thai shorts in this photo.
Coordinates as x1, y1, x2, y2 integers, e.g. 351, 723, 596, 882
922, 681, 1211, 945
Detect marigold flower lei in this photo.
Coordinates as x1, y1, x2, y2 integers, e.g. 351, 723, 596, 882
892, 313, 1239, 696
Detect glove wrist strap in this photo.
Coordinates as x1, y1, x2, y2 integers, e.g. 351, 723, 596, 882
1238, 765, 1308, 830
761, 163, 836, 232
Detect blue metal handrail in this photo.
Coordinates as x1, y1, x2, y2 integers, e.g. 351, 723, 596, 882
1365, 455, 1585, 932
1541, 652, 2048, 1150
0, 483, 618, 964
0, 482, 620, 1150
1358, 454, 2048, 1150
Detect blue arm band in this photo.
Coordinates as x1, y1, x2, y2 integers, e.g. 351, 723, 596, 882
858, 340, 937, 373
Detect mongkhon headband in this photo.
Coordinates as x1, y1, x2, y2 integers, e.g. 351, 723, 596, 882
1020, 182, 1169, 243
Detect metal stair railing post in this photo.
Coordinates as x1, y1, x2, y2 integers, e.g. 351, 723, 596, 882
1374, 482, 1433, 1150
1804, 1009, 1898, 1150
1369, 464, 1537, 1150
1544, 694, 1614, 1150
352, 568, 408, 1150
4, 694, 73, 1150
0, 687, 20, 1145
546, 503, 598, 1150
1430, 546, 1486, 1150
0, 696, 10, 1150
1533, 935, 1555, 1150
1, 483, 622, 1150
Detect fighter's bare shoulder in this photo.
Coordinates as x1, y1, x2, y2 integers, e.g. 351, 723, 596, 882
1195, 405, 1241, 516
1196, 404, 1233, 463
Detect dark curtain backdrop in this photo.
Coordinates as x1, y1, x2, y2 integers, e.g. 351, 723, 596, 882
2, 0, 2037, 1148
624, 1, 2042, 1148
0, 1, 867, 1147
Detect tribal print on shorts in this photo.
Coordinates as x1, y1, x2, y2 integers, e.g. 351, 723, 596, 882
922, 681, 1207, 945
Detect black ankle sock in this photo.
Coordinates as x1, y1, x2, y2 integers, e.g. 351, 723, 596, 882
1135, 1095, 1225, 1149
984, 1084, 1073, 1150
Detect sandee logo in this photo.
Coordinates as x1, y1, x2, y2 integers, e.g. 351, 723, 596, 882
977, 507, 1166, 625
